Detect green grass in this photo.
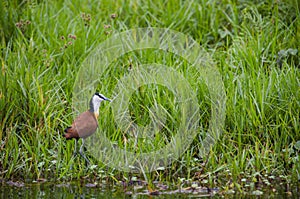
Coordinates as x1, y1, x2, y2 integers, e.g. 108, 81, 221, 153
0, 0, 299, 193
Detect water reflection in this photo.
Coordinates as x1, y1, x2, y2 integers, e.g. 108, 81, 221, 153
1, 183, 119, 199
0, 181, 299, 198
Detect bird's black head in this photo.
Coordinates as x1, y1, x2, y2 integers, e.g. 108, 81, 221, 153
94, 92, 111, 102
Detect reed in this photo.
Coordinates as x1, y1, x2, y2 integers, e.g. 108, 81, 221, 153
0, 0, 299, 191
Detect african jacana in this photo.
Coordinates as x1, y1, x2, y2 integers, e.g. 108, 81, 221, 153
64, 92, 111, 163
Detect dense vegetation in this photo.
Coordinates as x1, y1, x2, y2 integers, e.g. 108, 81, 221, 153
0, 0, 299, 193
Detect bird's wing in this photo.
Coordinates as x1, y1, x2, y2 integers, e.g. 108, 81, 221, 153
72, 111, 98, 139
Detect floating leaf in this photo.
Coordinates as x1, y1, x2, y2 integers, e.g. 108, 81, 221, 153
56, 183, 70, 188
85, 183, 97, 188
252, 190, 263, 195
89, 164, 97, 170
226, 189, 235, 194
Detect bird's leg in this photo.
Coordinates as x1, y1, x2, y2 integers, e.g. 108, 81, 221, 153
72, 139, 78, 158
79, 139, 90, 164
69, 139, 78, 171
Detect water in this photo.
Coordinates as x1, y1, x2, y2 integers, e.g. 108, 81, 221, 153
1, 182, 119, 199
0, 181, 299, 199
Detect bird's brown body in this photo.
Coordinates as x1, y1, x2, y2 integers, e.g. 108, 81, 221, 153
63, 92, 111, 163
64, 111, 98, 139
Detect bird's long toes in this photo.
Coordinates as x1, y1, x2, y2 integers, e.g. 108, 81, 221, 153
79, 152, 90, 165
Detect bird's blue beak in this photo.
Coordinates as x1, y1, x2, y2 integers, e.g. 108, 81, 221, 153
105, 98, 112, 102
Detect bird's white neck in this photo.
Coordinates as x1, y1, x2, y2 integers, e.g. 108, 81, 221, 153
89, 98, 101, 116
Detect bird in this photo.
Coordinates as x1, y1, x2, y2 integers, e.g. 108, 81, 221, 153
64, 92, 111, 163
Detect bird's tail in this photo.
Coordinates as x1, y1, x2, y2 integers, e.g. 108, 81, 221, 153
64, 127, 71, 133
63, 127, 72, 140
63, 127, 79, 140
